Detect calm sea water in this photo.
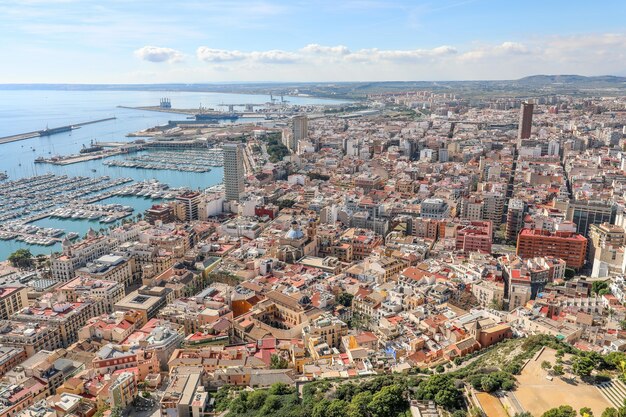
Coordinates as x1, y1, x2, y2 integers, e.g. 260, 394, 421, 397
0, 90, 348, 260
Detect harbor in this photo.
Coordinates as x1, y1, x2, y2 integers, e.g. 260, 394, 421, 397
49, 202, 135, 223
0, 173, 134, 223
0, 174, 188, 249
34, 142, 143, 165
103, 148, 223, 173
0, 89, 348, 260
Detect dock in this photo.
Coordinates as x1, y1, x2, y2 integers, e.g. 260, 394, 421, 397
0, 117, 117, 145
35, 144, 141, 166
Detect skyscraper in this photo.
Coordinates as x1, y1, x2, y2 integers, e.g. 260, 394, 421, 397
292, 115, 308, 143
222, 143, 245, 202
518, 101, 534, 140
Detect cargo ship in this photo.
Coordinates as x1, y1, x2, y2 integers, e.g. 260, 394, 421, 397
39, 125, 74, 136
195, 112, 239, 121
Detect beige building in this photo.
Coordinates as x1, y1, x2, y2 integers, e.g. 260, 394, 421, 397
58, 277, 124, 313
75, 254, 134, 288
0, 286, 29, 320
471, 280, 505, 309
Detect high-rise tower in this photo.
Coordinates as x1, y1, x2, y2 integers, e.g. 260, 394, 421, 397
292, 115, 308, 142
518, 101, 534, 140
222, 143, 245, 202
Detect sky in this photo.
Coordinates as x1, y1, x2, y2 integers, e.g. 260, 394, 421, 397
1, 0, 626, 83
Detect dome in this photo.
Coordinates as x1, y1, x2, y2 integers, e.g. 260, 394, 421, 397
298, 295, 311, 306
285, 228, 304, 240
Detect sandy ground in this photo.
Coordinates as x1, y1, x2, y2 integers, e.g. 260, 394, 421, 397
514, 347, 611, 416
476, 392, 508, 417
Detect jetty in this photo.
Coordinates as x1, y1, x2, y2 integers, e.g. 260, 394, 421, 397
0, 117, 117, 145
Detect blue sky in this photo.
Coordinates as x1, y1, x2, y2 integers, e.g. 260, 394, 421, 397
1, 0, 625, 83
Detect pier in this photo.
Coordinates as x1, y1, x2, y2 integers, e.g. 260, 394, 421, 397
0, 117, 117, 145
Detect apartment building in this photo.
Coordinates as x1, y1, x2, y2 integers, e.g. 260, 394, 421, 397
0, 321, 63, 357
58, 277, 124, 313
12, 301, 93, 347
516, 228, 587, 269
0, 286, 29, 320
51, 232, 118, 281
75, 254, 135, 288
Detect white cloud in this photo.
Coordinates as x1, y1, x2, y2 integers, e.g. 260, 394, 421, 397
197, 47, 297, 64
134, 46, 183, 63
249, 49, 298, 64
196, 47, 246, 62
301, 44, 351, 56
196, 44, 456, 66
459, 41, 530, 61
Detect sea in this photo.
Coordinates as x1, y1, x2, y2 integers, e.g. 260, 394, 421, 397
0, 89, 348, 260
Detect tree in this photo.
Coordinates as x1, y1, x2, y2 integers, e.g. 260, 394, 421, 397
573, 356, 595, 378
436, 364, 445, 373
247, 389, 268, 409
416, 375, 463, 410
336, 383, 357, 402
602, 408, 617, 417
452, 411, 467, 417
542, 405, 576, 417
337, 292, 354, 307
259, 394, 281, 415
552, 364, 565, 376
541, 361, 553, 371
580, 407, 594, 417
270, 354, 290, 369
229, 392, 248, 414
489, 298, 503, 310
592, 281, 609, 295
326, 399, 348, 417
368, 385, 407, 417
269, 382, 292, 395
619, 320, 626, 331
312, 399, 331, 417
8, 249, 34, 269
347, 391, 373, 417
481, 376, 499, 393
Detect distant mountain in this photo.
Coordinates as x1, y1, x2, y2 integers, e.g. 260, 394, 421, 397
515, 74, 626, 85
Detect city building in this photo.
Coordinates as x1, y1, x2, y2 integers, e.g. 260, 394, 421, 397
292, 115, 308, 143
223, 143, 245, 202
58, 277, 124, 314
518, 101, 534, 140
175, 191, 202, 222
0, 286, 29, 320
160, 371, 208, 417
420, 198, 450, 220
516, 229, 587, 269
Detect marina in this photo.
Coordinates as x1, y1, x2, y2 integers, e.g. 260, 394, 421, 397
49, 202, 134, 223
103, 148, 223, 173
0, 174, 189, 249
0, 173, 134, 223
